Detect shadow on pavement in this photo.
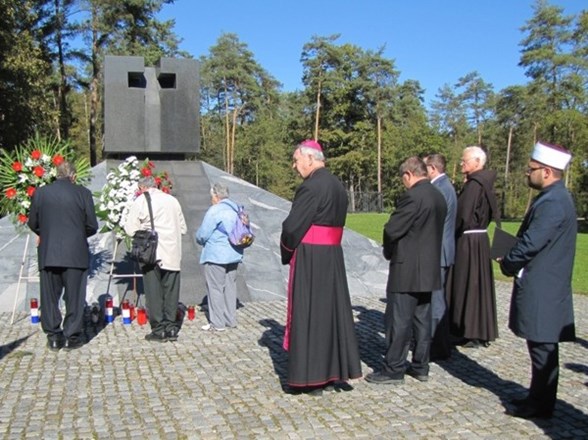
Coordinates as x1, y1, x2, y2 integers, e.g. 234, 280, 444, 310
0, 334, 35, 361
258, 318, 288, 390
439, 347, 588, 437
352, 304, 386, 372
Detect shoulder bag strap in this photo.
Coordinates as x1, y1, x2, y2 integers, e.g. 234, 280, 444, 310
144, 191, 155, 231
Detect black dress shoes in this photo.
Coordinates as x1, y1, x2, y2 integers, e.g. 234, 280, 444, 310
507, 405, 553, 419
365, 371, 404, 385
286, 386, 324, 396
47, 338, 64, 352
64, 338, 84, 351
165, 328, 179, 342
145, 332, 167, 343
406, 367, 429, 382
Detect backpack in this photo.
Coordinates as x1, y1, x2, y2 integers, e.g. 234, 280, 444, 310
219, 204, 255, 248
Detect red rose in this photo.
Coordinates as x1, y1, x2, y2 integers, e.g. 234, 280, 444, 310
5, 188, 17, 199
31, 150, 42, 160
52, 154, 64, 166
18, 214, 28, 224
12, 162, 23, 172
33, 166, 45, 177
154, 176, 162, 187
141, 167, 152, 177
26, 186, 36, 197
148, 161, 155, 169
161, 186, 171, 194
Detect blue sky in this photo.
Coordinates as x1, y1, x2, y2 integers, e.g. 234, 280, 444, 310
160, 0, 584, 106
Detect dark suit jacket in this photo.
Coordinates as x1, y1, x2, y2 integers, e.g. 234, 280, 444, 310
500, 180, 576, 343
383, 179, 447, 293
432, 174, 457, 268
28, 178, 98, 270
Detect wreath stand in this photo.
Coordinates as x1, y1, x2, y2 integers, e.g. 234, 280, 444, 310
106, 238, 143, 306
10, 233, 39, 325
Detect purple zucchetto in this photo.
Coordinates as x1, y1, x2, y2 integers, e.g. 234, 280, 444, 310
299, 139, 322, 152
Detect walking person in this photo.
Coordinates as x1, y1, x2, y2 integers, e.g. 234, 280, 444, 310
499, 141, 576, 419
28, 161, 99, 351
365, 156, 446, 385
446, 145, 500, 348
196, 183, 243, 332
280, 139, 362, 395
424, 154, 457, 361
125, 175, 187, 342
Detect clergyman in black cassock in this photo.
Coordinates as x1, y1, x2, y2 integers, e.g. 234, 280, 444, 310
280, 139, 362, 394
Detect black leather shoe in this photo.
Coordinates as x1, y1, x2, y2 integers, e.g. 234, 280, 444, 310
333, 382, 354, 392
365, 371, 404, 384
166, 328, 179, 342
47, 338, 64, 352
145, 332, 167, 343
507, 405, 553, 419
64, 338, 84, 351
406, 367, 429, 382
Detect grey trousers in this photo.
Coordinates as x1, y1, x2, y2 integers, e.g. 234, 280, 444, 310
142, 266, 181, 335
204, 262, 238, 329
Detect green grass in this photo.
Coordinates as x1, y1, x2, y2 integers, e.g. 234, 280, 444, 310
346, 213, 588, 295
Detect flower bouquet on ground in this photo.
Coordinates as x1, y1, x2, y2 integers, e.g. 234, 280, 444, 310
0, 134, 91, 230
94, 156, 173, 246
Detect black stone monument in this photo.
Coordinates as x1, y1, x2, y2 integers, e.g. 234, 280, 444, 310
103, 55, 200, 157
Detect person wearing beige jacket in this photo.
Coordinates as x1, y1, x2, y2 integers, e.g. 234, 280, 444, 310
125, 175, 187, 342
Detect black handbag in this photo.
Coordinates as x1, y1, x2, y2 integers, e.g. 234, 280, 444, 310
131, 192, 158, 267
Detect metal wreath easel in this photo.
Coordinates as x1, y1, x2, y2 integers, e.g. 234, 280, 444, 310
10, 233, 39, 325
106, 238, 143, 306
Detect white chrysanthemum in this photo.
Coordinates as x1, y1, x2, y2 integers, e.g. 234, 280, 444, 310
18, 174, 29, 183
25, 158, 34, 167
21, 200, 31, 209
41, 154, 51, 163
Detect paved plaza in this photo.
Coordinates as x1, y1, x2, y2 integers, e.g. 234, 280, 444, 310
0, 281, 586, 439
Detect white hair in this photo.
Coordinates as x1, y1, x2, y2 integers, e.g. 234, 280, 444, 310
464, 146, 487, 167
297, 146, 325, 161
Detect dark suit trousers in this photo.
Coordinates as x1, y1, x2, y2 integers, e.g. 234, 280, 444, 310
40, 267, 87, 340
527, 340, 559, 413
384, 291, 432, 376
142, 266, 180, 335
431, 267, 451, 360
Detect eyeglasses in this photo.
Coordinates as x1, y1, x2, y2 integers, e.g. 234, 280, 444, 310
460, 157, 476, 165
526, 166, 545, 174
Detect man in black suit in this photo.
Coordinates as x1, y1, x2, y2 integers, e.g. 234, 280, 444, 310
28, 161, 98, 351
365, 156, 446, 384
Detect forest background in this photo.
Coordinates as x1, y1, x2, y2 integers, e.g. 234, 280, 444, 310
1, 0, 587, 219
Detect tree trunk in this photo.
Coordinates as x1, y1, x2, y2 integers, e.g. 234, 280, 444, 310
224, 87, 230, 172
230, 108, 238, 175
314, 78, 322, 141
88, 10, 99, 166
55, 0, 69, 141
377, 115, 382, 195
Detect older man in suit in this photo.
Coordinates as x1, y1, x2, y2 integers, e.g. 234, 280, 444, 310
366, 156, 446, 384
28, 161, 98, 351
424, 154, 457, 361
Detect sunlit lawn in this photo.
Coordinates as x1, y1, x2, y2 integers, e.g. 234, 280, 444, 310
346, 213, 588, 294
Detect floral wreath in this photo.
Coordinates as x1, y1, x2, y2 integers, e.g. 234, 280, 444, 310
94, 156, 173, 242
0, 135, 91, 229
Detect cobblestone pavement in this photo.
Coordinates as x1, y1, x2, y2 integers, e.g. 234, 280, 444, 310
0, 282, 586, 439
